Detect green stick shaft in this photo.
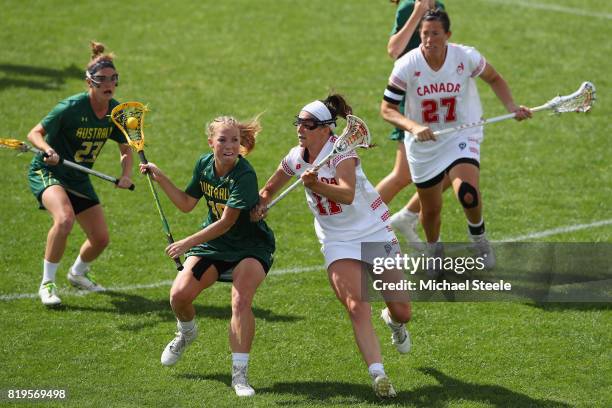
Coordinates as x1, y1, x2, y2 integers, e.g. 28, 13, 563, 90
139, 150, 183, 271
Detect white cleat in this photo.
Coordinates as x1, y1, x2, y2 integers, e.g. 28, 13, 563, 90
372, 374, 397, 398
67, 268, 105, 292
469, 232, 496, 269
39, 282, 61, 306
390, 210, 424, 251
161, 323, 198, 366
380, 308, 411, 354
232, 365, 255, 397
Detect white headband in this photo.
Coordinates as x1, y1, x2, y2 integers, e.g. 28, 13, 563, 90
301, 100, 336, 130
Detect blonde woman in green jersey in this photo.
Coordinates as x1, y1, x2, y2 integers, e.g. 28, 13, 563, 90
28, 41, 133, 307
140, 115, 275, 398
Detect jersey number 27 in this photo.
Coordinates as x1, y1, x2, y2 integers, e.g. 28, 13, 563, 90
421, 97, 457, 123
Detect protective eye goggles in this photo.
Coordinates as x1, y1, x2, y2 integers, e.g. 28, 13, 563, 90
86, 71, 119, 86
293, 116, 336, 130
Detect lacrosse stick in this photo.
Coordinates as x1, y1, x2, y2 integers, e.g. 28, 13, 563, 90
267, 114, 372, 209
0, 138, 135, 190
110, 102, 183, 271
433, 81, 596, 137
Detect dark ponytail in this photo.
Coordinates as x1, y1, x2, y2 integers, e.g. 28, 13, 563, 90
322, 94, 353, 120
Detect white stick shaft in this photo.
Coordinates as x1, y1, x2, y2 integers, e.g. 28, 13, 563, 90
266, 150, 335, 209
266, 178, 302, 209
28, 145, 120, 184
60, 159, 119, 183
432, 103, 550, 137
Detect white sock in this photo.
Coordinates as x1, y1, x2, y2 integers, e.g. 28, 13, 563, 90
177, 318, 195, 332
467, 218, 483, 228
71, 255, 90, 276
42, 260, 59, 286
403, 207, 419, 219
368, 363, 385, 379
232, 353, 249, 368
392, 207, 418, 221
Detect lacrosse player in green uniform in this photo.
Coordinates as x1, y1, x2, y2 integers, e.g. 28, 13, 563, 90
140, 115, 275, 398
27, 41, 133, 307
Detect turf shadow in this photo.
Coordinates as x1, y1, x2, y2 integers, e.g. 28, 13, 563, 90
0, 63, 82, 91
179, 373, 380, 405
179, 368, 572, 406
406, 367, 573, 408
59, 290, 301, 331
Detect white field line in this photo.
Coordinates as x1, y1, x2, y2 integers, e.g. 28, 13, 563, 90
483, 0, 612, 20
504, 219, 612, 242
1, 220, 611, 302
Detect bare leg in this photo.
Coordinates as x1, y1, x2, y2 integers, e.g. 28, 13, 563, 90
448, 163, 482, 224
228, 258, 266, 353
416, 181, 444, 243
75, 204, 110, 262
40, 185, 75, 263
169, 256, 218, 322
375, 142, 412, 205
328, 259, 381, 366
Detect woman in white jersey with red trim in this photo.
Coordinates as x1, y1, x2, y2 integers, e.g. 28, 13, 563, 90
380, 9, 531, 267
255, 94, 411, 399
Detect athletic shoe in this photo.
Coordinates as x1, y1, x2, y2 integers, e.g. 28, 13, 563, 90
372, 374, 397, 398
424, 241, 444, 278
380, 307, 411, 354
390, 210, 424, 250
38, 282, 61, 306
469, 232, 496, 269
67, 268, 105, 292
232, 365, 255, 397
161, 323, 198, 366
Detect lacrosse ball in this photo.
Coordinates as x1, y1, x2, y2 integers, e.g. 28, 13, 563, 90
126, 117, 139, 130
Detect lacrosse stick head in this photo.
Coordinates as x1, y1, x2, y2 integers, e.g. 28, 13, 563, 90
333, 114, 372, 154
547, 81, 596, 114
110, 102, 148, 151
0, 138, 30, 153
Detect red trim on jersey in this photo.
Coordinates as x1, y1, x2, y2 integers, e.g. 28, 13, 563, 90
471, 57, 486, 78
381, 210, 390, 222
371, 197, 383, 211
390, 75, 407, 91
281, 158, 295, 176
331, 151, 358, 168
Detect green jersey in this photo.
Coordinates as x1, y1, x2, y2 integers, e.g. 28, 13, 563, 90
184, 153, 275, 268
30, 92, 126, 183
28, 92, 126, 202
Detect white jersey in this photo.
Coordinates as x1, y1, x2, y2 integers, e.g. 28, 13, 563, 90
388, 43, 487, 183
280, 136, 393, 245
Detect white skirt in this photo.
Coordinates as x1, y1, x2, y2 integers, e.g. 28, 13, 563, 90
321, 226, 401, 269
404, 130, 482, 184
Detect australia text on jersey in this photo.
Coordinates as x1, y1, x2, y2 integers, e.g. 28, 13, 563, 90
200, 180, 229, 201
75, 126, 114, 141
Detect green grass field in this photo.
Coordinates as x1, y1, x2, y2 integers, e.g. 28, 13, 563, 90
1, 0, 610, 406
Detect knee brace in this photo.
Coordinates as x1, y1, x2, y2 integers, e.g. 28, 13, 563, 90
458, 182, 479, 209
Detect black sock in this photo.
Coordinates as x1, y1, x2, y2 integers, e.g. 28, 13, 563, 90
468, 220, 485, 236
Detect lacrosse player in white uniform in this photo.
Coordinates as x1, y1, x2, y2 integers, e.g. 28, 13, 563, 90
254, 94, 412, 399
380, 9, 531, 267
